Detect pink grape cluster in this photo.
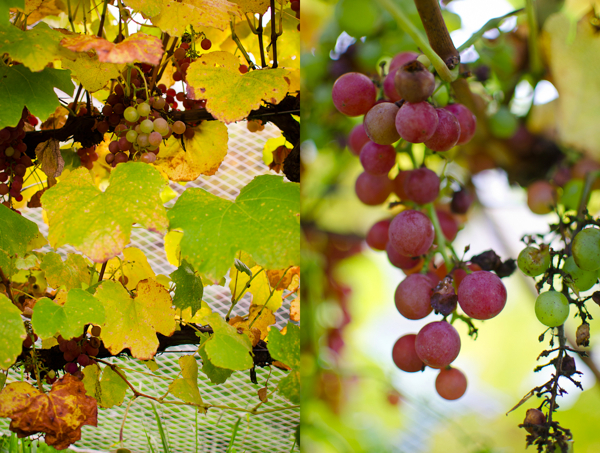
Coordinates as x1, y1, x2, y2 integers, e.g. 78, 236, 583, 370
57, 325, 102, 380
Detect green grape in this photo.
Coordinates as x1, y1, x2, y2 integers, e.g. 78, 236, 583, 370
563, 256, 598, 292
489, 106, 518, 139
124, 107, 139, 123
153, 118, 169, 136
517, 246, 550, 277
137, 133, 149, 147
5, 146, 14, 157
560, 179, 584, 211
140, 119, 154, 134
137, 102, 151, 117
572, 228, 600, 271
535, 291, 570, 327
126, 129, 138, 143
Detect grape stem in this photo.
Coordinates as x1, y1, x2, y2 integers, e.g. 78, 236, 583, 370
373, 0, 456, 82
425, 203, 452, 271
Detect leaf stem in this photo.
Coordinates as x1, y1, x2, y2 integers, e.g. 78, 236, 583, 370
97, 0, 109, 38
98, 261, 107, 282
230, 18, 258, 69
248, 267, 291, 328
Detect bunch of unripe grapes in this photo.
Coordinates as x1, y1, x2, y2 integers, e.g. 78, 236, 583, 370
56, 325, 102, 380
0, 108, 35, 205
519, 227, 600, 327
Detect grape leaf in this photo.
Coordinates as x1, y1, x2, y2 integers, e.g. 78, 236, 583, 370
204, 313, 253, 370
0, 204, 39, 271
25, 0, 65, 23
60, 32, 164, 65
168, 175, 300, 281
229, 264, 284, 311
187, 52, 293, 123
82, 363, 129, 408
170, 259, 204, 316
0, 0, 23, 23
150, 0, 241, 36
0, 294, 26, 370
290, 295, 299, 322
268, 322, 299, 403
152, 121, 229, 181
197, 334, 233, 384
228, 304, 275, 346
122, 0, 162, 17
31, 289, 105, 340
168, 355, 205, 411
40, 252, 91, 290
62, 51, 125, 93
41, 163, 168, 263
267, 265, 300, 291
0, 21, 75, 72
0, 64, 73, 129
230, 0, 269, 14
102, 247, 156, 290
93, 279, 176, 360
0, 375, 97, 450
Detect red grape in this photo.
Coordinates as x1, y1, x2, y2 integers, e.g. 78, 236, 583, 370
348, 123, 371, 156
415, 321, 461, 368
451, 187, 474, 214
395, 273, 434, 320
388, 209, 435, 257
395, 102, 438, 143
392, 334, 424, 372
359, 142, 396, 175
366, 219, 390, 250
435, 367, 467, 400
354, 172, 393, 205
444, 103, 476, 145
383, 69, 402, 102
392, 170, 410, 200
424, 108, 460, 152
389, 51, 419, 72
457, 270, 507, 320
201, 38, 212, 50
385, 242, 423, 270
436, 209, 458, 242
332, 72, 377, 117
404, 167, 440, 204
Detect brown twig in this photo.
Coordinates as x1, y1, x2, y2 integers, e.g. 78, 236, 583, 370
270, 0, 278, 68
413, 0, 459, 67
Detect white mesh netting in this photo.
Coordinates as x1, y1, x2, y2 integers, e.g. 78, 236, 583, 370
0, 122, 300, 452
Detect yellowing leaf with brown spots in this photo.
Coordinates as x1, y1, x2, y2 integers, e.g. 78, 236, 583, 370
267, 266, 299, 291
101, 247, 156, 291
152, 121, 228, 181
62, 51, 125, 93
61, 32, 164, 65
290, 295, 299, 322
230, 0, 269, 14
93, 279, 176, 360
151, 0, 241, 37
230, 264, 284, 311
228, 304, 275, 345
25, 0, 66, 23
0, 375, 97, 450
187, 51, 293, 123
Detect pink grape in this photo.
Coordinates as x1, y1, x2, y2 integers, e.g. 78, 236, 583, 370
65, 362, 79, 374
348, 123, 371, 156
389, 51, 419, 72
527, 181, 557, 215
148, 131, 163, 147
457, 270, 507, 320
415, 321, 461, 368
383, 69, 402, 102
140, 152, 157, 163
392, 170, 410, 200
392, 334, 424, 372
332, 72, 377, 117
355, 172, 393, 205
386, 242, 423, 270
363, 102, 400, 145
172, 121, 186, 134
359, 142, 396, 175
394, 60, 435, 104
435, 367, 467, 400
366, 219, 390, 250
424, 108, 460, 152
444, 103, 476, 145
436, 209, 458, 242
395, 102, 438, 143
395, 273, 434, 320
404, 167, 440, 204
388, 209, 435, 257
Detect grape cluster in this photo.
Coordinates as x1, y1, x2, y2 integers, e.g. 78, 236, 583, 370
56, 325, 102, 379
0, 108, 34, 206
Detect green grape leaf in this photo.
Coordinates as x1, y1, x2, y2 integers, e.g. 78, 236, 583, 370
40, 252, 92, 290
0, 0, 23, 23
269, 323, 299, 404
150, 0, 241, 36
31, 289, 105, 340
0, 293, 26, 370
82, 363, 101, 397
94, 279, 176, 360
168, 175, 300, 281
278, 370, 299, 404
0, 65, 73, 129
0, 203, 39, 264
82, 363, 129, 408
204, 313, 253, 370
170, 259, 204, 317
197, 336, 233, 384
187, 52, 293, 123
41, 163, 168, 263
168, 355, 205, 411
0, 21, 75, 72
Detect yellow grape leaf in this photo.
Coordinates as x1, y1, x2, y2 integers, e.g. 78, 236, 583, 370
179, 301, 212, 324
150, 0, 241, 36
60, 32, 164, 65
61, 51, 125, 93
122, 0, 162, 17
229, 264, 284, 311
542, 11, 600, 158
262, 134, 288, 168
164, 230, 183, 266
152, 121, 228, 181
168, 355, 204, 409
187, 51, 293, 123
230, 0, 269, 14
155, 274, 172, 288
143, 359, 159, 372
82, 363, 129, 408
94, 279, 176, 360
25, 0, 66, 23
269, 10, 299, 69
122, 247, 156, 290
290, 295, 299, 322
266, 266, 299, 291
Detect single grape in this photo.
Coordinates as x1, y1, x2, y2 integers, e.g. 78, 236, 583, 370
124, 106, 139, 123
96, 121, 110, 134
152, 97, 166, 110
388, 209, 435, 257
332, 72, 377, 117
148, 131, 163, 147
392, 170, 410, 200
395, 273, 434, 320
423, 108, 460, 152
140, 152, 157, 163
65, 362, 79, 374
137, 133, 150, 148
201, 38, 212, 50
0, 183, 8, 196
436, 209, 458, 242
518, 246, 551, 277
5, 147, 14, 157
383, 69, 402, 102
63, 351, 77, 362
451, 187, 474, 214
395, 102, 438, 143
523, 409, 546, 435
444, 103, 476, 145
102, 105, 113, 116
392, 334, 424, 372
359, 142, 396, 175
527, 181, 557, 215
113, 103, 125, 115
363, 102, 400, 145
174, 47, 186, 60
348, 123, 371, 156
435, 367, 467, 400
172, 121, 186, 135
385, 242, 423, 270
403, 167, 440, 204
77, 354, 90, 367
560, 179, 584, 211
389, 51, 419, 72
153, 118, 169, 136
394, 60, 435, 104
140, 119, 154, 134
137, 102, 151, 117
535, 291, 569, 327
572, 228, 600, 271
415, 321, 461, 369
354, 172, 393, 205
114, 152, 129, 164
563, 256, 598, 292
105, 153, 115, 164
126, 129, 138, 143
457, 271, 507, 320
183, 127, 195, 139
366, 219, 390, 250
